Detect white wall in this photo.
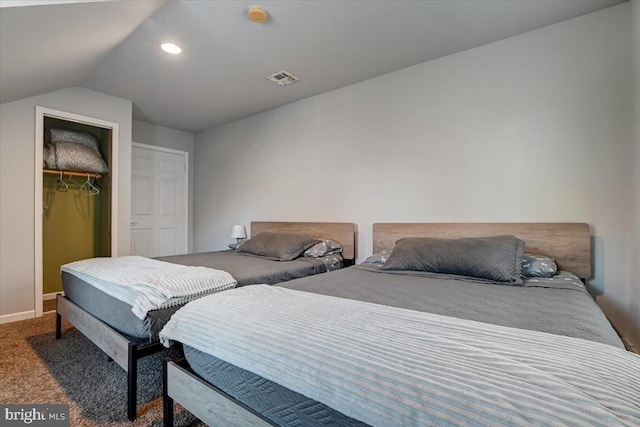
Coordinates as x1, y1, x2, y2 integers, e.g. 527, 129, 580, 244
194, 4, 637, 344
132, 119, 195, 252
0, 87, 132, 321
630, 0, 640, 347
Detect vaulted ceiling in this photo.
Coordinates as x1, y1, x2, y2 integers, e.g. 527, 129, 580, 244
0, 0, 627, 133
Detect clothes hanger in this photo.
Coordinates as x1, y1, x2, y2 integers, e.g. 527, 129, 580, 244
55, 172, 69, 192
80, 174, 100, 196
92, 177, 102, 191
66, 174, 80, 189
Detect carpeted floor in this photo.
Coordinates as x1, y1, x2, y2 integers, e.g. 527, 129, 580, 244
0, 313, 204, 426
43, 299, 57, 313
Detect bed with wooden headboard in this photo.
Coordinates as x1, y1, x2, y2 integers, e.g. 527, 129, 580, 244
56, 220, 355, 421
163, 222, 635, 427
373, 222, 591, 279
277, 222, 619, 349
251, 221, 355, 261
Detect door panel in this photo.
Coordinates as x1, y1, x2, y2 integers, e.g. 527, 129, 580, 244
133, 154, 152, 170
131, 145, 187, 257
160, 158, 178, 174
133, 177, 153, 216
132, 229, 153, 258
160, 179, 177, 216
159, 228, 177, 257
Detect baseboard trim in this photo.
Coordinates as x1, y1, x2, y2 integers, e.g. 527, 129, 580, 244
0, 310, 35, 324
43, 291, 64, 301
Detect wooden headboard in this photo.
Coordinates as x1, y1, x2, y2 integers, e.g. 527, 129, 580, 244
373, 223, 591, 279
251, 221, 356, 260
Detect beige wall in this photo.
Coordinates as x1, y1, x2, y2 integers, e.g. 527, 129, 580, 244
0, 87, 132, 321
194, 4, 638, 344
630, 0, 640, 346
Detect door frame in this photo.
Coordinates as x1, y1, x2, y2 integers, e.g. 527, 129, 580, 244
131, 142, 189, 256
35, 106, 119, 318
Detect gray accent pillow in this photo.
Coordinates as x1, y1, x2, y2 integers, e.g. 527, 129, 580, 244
521, 254, 557, 278
237, 232, 320, 261
228, 241, 246, 251
524, 271, 584, 290
381, 235, 525, 285
363, 250, 393, 265
304, 240, 343, 258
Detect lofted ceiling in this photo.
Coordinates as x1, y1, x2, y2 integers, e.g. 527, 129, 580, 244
0, 0, 627, 133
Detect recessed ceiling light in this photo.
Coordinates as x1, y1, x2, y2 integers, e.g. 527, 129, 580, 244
161, 42, 182, 55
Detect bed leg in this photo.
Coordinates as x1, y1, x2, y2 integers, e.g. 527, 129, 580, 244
127, 343, 138, 421
55, 312, 62, 339
163, 358, 174, 427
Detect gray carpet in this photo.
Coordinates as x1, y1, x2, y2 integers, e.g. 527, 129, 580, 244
0, 313, 204, 426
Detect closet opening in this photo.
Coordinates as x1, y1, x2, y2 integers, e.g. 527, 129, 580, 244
35, 107, 119, 317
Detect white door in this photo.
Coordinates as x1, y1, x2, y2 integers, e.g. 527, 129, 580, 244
131, 144, 187, 257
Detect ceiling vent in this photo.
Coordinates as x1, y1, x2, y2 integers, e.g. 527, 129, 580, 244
266, 71, 300, 86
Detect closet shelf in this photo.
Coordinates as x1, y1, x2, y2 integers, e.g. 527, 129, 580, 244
43, 169, 102, 179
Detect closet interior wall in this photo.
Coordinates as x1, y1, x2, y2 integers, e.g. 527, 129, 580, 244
43, 117, 112, 295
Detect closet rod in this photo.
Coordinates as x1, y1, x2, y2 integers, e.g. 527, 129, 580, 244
43, 169, 102, 179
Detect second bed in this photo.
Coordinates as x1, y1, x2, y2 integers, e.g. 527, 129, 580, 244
56, 220, 355, 420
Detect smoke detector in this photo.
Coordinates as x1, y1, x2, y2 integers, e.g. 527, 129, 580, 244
266, 70, 300, 86
247, 5, 268, 23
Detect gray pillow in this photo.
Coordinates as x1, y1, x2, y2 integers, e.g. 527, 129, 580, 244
382, 235, 525, 284
521, 254, 557, 278
363, 250, 393, 265
228, 241, 246, 251
237, 232, 320, 261
304, 240, 343, 258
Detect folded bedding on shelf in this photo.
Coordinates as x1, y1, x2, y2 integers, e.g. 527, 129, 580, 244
44, 128, 109, 174
62, 256, 237, 319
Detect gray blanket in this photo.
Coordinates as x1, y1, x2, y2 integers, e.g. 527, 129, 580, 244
157, 250, 330, 285
279, 265, 624, 348
161, 286, 640, 427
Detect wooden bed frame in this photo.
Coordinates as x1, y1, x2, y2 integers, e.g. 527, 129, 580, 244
163, 358, 276, 427
163, 222, 593, 426
55, 221, 355, 421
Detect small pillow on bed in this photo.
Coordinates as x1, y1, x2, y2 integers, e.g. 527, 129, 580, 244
228, 241, 246, 251
237, 232, 320, 261
304, 240, 343, 258
363, 250, 393, 265
381, 235, 525, 284
521, 254, 557, 278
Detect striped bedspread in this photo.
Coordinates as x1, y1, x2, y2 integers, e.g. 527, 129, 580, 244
160, 285, 640, 427
62, 256, 237, 319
